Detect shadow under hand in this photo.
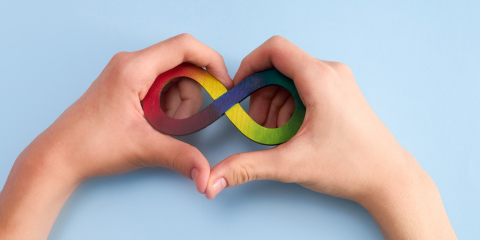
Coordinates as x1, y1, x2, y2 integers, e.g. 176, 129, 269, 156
224, 180, 374, 220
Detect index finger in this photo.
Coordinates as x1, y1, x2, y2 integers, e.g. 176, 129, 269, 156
135, 33, 233, 99
233, 36, 322, 103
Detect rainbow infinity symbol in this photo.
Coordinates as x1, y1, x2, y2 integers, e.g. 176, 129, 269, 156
143, 63, 306, 145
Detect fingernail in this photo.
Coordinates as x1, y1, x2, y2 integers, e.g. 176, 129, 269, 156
212, 177, 227, 196
191, 168, 199, 182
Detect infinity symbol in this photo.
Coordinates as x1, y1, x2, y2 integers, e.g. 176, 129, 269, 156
143, 63, 306, 145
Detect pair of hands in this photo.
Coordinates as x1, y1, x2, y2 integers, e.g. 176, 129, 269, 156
51, 33, 404, 202
0, 34, 457, 240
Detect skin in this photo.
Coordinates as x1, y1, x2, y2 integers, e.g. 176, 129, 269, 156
0, 34, 456, 240
205, 36, 457, 239
0, 33, 232, 240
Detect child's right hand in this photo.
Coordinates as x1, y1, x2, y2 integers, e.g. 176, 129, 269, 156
205, 36, 457, 240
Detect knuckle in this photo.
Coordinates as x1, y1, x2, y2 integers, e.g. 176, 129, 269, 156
109, 52, 135, 77
173, 33, 196, 45
171, 145, 199, 176
216, 53, 225, 62
314, 60, 336, 76
231, 165, 251, 186
329, 61, 352, 74
239, 57, 250, 67
183, 145, 202, 162
266, 35, 289, 50
99, 52, 136, 88
110, 51, 129, 62
210, 52, 224, 66
268, 35, 287, 43
226, 155, 254, 186
271, 98, 285, 110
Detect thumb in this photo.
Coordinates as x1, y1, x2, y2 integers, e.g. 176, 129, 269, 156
138, 128, 211, 194
205, 147, 289, 199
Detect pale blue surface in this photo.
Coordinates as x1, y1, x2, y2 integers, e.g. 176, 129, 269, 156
1, 0, 479, 239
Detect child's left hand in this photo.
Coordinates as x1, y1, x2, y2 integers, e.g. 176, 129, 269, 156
39, 33, 232, 192
0, 33, 232, 240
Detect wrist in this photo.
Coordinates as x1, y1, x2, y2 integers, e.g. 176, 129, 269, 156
358, 150, 430, 207
0, 135, 81, 239
23, 129, 85, 186
355, 150, 456, 239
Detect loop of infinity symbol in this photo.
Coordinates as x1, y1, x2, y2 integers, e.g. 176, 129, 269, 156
142, 63, 306, 145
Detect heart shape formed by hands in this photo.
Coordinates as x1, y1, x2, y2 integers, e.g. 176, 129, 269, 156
143, 63, 306, 145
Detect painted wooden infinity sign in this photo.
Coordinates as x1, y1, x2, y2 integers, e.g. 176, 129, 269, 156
142, 63, 306, 145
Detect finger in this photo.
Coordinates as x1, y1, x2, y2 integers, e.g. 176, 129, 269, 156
137, 127, 211, 194
277, 95, 295, 127
162, 82, 181, 117
160, 80, 177, 112
172, 77, 203, 119
134, 33, 233, 98
233, 35, 323, 105
263, 87, 291, 128
248, 86, 279, 126
205, 147, 291, 199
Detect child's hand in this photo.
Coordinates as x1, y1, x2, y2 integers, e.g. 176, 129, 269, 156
0, 34, 233, 240
41, 33, 232, 192
205, 36, 456, 239
206, 35, 413, 200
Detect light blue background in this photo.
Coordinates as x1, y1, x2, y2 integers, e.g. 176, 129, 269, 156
1, 0, 479, 239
